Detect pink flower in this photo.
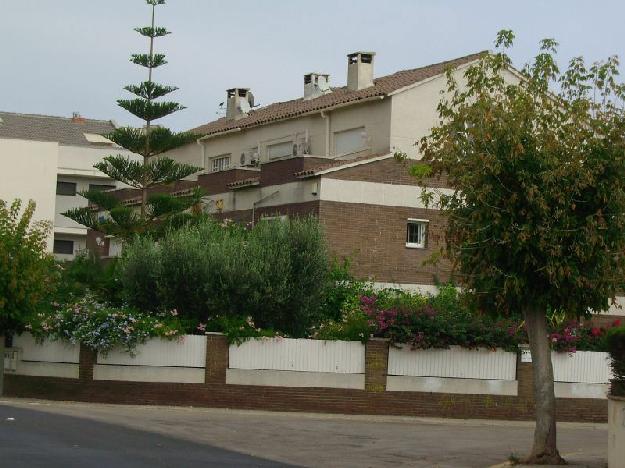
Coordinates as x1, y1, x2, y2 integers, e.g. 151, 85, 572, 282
591, 327, 602, 337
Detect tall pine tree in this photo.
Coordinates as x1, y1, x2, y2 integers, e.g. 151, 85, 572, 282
64, 0, 201, 240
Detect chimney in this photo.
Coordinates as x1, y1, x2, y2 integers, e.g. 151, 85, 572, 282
226, 88, 254, 120
71, 112, 85, 123
347, 52, 375, 91
304, 73, 331, 100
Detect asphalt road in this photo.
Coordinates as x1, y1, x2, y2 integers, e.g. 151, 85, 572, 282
0, 404, 292, 468
0, 399, 609, 467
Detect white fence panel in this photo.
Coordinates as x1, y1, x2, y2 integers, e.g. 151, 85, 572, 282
388, 346, 517, 380
97, 335, 206, 368
552, 351, 612, 384
13, 333, 79, 363
229, 338, 365, 374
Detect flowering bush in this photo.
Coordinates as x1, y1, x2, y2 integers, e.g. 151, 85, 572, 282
548, 318, 622, 353
361, 293, 524, 351
27, 294, 184, 355
311, 306, 371, 343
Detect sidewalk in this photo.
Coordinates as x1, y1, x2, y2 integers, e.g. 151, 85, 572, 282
0, 398, 608, 467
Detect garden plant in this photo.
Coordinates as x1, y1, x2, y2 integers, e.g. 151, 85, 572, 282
411, 30, 625, 463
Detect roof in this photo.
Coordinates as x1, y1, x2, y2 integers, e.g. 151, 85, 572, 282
0, 111, 116, 147
191, 51, 485, 137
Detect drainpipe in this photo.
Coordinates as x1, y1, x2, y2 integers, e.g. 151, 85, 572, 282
321, 111, 330, 157
197, 140, 207, 171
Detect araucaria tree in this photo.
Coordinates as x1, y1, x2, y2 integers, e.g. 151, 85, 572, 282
64, 0, 201, 240
0, 200, 56, 394
416, 31, 625, 464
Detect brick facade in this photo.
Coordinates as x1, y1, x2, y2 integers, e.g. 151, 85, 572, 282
365, 338, 389, 392
78, 344, 97, 382
197, 168, 259, 195
325, 157, 450, 189
319, 200, 451, 285
204, 334, 228, 384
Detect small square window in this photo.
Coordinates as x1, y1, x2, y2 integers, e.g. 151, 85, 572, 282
53, 239, 74, 255
406, 219, 428, 249
56, 181, 76, 196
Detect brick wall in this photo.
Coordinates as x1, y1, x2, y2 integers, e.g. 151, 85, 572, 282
319, 200, 452, 285
3, 334, 607, 423
325, 157, 450, 189
197, 168, 259, 195
260, 157, 329, 187
211, 201, 320, 225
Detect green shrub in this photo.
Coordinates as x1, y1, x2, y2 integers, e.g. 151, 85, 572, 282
56, 252, 122, 305
117, 236, 162, 312
118, 216, 329, 336
607, 326, 625, 396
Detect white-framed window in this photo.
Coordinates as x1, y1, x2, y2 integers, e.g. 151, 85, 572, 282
53, 239, 74, 255
334, 126, 368, 156
211, 154, 231, 172
56, 181, 77, 196
267, 141, 294, 160
406, 219, 428, 249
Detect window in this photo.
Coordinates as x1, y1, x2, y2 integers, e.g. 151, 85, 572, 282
267, 141, 294, 160
56, 181, 76, 196
406, 219, 428, 249
211, 155, 231, 172
334, 127, 368, 156
89, 184, 115, 192
53, 239, 74, 255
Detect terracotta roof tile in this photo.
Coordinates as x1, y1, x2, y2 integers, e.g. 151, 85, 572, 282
190, 52, 485, 137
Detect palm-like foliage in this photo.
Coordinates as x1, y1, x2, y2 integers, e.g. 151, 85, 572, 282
63, 0, 202, 239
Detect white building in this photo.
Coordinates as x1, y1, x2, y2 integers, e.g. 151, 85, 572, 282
0, 111, 138, 259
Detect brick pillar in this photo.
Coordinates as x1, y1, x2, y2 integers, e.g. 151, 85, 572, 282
365, 338, 389, 392
516, 345, 535, 400
79, 344, 97, 382
205, 333, 228, 384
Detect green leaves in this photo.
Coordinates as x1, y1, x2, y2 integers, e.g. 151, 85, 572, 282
93, 155, 200, 189
0, 199, 55, 333
131, 53, 167, 69
107, 127, 197, 158
418, 30, 625, 318
124, 82, 178, 100
117, 98, 184, 122
134, 26, 170, 38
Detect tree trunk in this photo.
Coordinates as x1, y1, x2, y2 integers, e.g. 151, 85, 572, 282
523, 307, 565, 465
0, 334, 5, 396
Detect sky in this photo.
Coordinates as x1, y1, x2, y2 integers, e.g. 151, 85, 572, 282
1, 0, 624, 131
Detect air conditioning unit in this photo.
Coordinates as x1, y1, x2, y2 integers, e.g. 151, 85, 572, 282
240, 149, 260, 167
296, 137, 310, 156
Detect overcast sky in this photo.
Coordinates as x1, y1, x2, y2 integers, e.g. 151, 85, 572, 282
1, 0, 624, 131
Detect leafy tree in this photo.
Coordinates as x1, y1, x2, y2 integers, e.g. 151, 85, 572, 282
0, 200, 56, 394
64, 0, 201, 241
414, 30, 625, 464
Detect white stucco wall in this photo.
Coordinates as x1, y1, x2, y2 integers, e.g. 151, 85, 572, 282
389, 66, 521, 159
0, 138, 59, 249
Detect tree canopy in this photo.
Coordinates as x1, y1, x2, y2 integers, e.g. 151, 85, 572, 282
63, 0, 201, 240
413, 30, 625, 464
